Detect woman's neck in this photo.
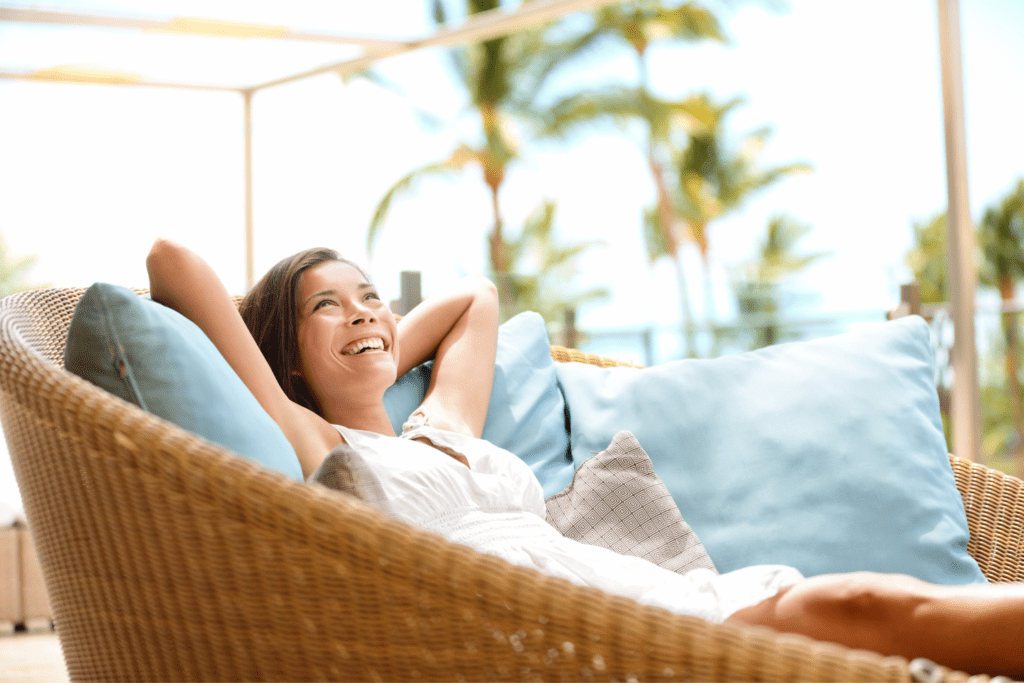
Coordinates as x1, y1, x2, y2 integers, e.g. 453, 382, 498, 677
326, 403, 397, 436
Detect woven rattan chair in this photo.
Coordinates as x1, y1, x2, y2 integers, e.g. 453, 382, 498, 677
2, 286, 1022, 682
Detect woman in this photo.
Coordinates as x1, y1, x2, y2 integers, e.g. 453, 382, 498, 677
147, 238, 1024, 677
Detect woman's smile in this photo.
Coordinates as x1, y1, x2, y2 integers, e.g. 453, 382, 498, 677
340, 336, 387, 356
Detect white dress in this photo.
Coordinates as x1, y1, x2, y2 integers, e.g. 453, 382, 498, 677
331, 421, 803, 624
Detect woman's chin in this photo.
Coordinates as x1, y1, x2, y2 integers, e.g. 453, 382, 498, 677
349, 352, 398, 383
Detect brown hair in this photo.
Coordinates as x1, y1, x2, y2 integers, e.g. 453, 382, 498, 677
239, 248, 369, 417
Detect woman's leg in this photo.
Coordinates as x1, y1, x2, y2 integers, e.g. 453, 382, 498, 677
728, 571, 1024, 677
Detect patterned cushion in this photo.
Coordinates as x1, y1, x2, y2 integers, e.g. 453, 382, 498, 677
545, 431, 717, 575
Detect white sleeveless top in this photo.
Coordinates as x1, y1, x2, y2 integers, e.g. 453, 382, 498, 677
331, 422, 802, 623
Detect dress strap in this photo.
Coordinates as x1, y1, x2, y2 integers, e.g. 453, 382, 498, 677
401, 410, 471, 468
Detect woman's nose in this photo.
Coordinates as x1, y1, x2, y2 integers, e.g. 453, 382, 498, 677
348, 302, 376, 325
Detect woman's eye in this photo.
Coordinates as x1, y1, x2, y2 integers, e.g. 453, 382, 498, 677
364, 291, 380, 301
313, 299, 334, 310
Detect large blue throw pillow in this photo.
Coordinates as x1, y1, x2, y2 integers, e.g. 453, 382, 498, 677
555, 316, 987, 584
384, 311, 573, 496
65, 283, 303, 480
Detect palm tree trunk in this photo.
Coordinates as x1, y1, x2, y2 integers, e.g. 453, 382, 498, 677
700, 248, 720, 357
673, 251, 697, 358
637, 48, 696, 358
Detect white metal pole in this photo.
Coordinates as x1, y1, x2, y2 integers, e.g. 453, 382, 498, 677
936, 0, 981, 460
243, 89, 254, 291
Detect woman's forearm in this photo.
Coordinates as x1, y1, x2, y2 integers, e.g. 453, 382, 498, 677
396, 275, 499, 375
397, 275, 499, 437
146, 239, 290, 421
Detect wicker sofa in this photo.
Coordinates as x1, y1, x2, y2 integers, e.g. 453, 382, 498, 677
2, 286, 1023, 682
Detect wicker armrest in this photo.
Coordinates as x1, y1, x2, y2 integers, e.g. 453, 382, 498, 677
950, 455, 1024, 583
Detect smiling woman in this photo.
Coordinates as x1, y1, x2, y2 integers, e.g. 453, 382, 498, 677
146, 238, 499, 475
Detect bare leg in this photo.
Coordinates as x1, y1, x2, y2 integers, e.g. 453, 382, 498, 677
729, 571, 1024, 677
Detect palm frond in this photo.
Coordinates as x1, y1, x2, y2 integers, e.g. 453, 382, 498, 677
522, 199, 557, 237
726, 161, 812, 205
655, 2, 729, 44
667, 92, 746, 133
366, 145, 480, 255
542, 241, 606, 271
522, 25, 611, 100
541, 85, 644, 139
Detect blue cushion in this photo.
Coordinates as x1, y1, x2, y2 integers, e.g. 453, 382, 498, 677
384, 311, 572, 496
555, 316, 987, 584
65, 283, 303, 480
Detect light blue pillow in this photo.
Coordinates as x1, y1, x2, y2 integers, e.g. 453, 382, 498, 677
65, 283, 303, 480
384, 311, 572, 496
555, 316, 987, 585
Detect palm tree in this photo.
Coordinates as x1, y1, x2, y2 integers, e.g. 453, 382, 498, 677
906, 200, 1024, 469
368, 0, 570, 317
731, 214, 830, 350
533, 1, 728, 356
667, 93, 812, 354
500, 199, 610, 325
905, 211, 954, 444
534, 4, 809, 357
905, 212, 949, 305
978, 180, 1024, 463
0, 233, 42, 298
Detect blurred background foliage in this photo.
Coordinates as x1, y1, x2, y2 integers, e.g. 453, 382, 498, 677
0, 234, 44, 299
905, 179, 1024, 471
364, 0, 1024, 473
368, 0, 817, 342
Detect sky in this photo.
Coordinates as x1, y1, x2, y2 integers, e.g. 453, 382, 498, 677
1, 0, 1023, 514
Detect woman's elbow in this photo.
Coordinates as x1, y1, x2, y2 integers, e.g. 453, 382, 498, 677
146, 238, 186, 277
146, 238, 196, 306
463, 274, 499, 306
466, 275, 499, 320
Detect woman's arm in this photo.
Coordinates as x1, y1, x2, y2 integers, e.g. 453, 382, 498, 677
396, 275, 499, 438
146, 239, 340, 475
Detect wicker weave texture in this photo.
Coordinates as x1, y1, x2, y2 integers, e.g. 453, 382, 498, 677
1, 287, 1018, 681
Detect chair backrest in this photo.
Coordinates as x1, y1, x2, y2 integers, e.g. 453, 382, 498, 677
0, 287, 84, 366
0, 287, 931, 682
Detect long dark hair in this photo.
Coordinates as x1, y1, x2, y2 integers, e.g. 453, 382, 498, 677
239, 248, 369, 417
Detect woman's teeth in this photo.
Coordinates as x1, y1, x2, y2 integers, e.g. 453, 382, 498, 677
342, 337, 385, 355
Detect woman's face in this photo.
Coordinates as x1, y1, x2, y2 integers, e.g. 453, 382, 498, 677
295, 260, 400, 414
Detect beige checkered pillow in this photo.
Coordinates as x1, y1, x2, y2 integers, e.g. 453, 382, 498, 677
545, 431, 717, 575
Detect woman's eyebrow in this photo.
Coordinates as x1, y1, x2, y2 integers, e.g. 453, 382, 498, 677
302, 283, 375, 307
303, 289, 336, 307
